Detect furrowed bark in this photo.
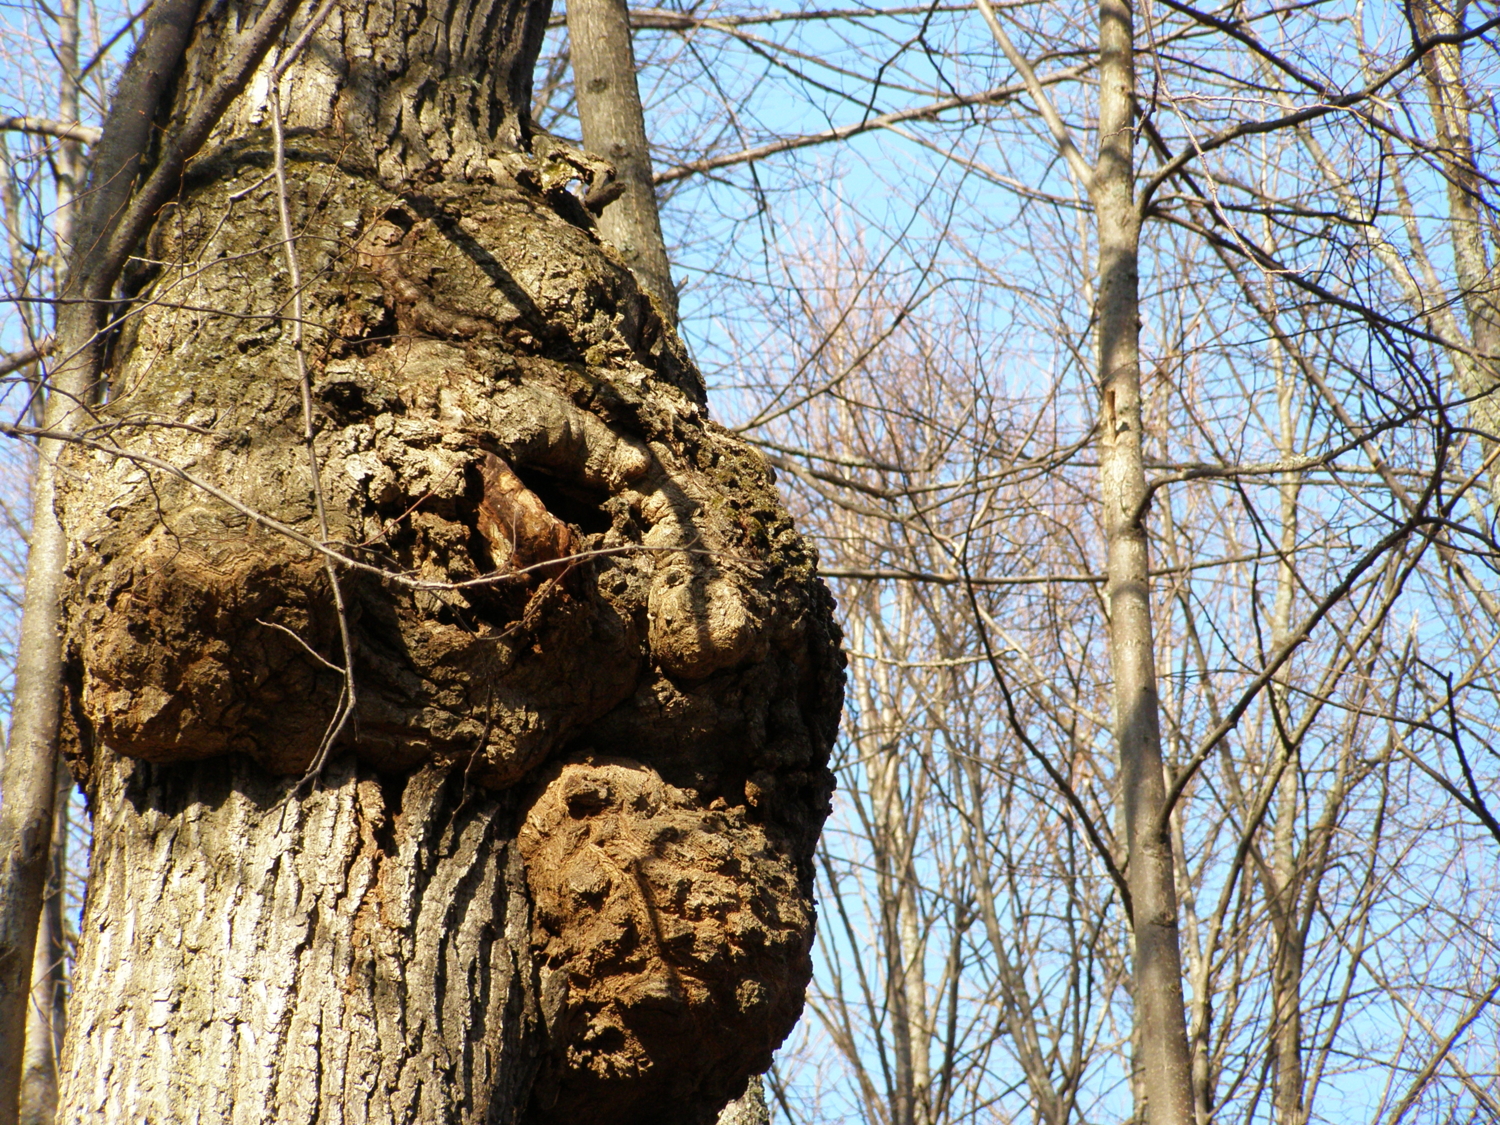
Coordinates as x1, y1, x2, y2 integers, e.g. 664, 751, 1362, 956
49, 1, 842, 1120
61, 752, 539, 1123
55, 0, 206, 379
567, 0, 680, 323
0, 6, 211, 1113
1093, 0, 1195, 1121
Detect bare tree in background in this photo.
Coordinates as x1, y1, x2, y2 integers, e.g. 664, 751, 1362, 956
566, 0, 681, 321
572, 2, 1500, 1119
0, 0, 841, 1120
4, 0, 1500, 1121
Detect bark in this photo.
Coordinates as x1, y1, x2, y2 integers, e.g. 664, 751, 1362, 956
566, 0, 680, 323
0, 8, 206, 1114
19, 14, 81, 1120
870, 737, 923, 1125
0, 358, 77, 1125
18, 762, 68, 1125
52, 1, 842, 1121
63, 751, 539, 1123
714, 1076, 771, 1125
564, 19, 776, 1114
1411, 0, 1500, 510
1093, 0, 1195, 1122
1268, 359, 1304, 1125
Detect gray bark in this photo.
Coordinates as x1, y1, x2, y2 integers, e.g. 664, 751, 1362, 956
18, 762, 68, 1125
715, 1076, 771, 1125
19, 11, 81, 1117
61, 750, 539, 1124
566, 0, 680, 323
1411, 0, 1500, 511
1093, 0, 1195, 1122
1268, 365, 1304, 1125
0, 350, 81, 1125
0, 6, 218, 1114
51, 1, 843, 1121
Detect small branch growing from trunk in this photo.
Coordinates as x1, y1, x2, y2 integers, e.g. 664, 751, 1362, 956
267, 0, 356, 792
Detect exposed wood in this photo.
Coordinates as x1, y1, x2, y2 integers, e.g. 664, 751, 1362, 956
47, 3, 842, 1120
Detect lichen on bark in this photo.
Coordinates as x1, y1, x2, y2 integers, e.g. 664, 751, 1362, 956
52, 3, 842, 1117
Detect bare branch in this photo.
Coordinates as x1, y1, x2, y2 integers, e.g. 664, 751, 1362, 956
973, 0, 1094, 194
0, 342, 51, 380
653, 79, 1069, 184
0, 118, 100, 145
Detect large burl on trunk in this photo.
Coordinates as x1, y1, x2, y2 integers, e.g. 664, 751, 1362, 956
52, 2, 842, 1121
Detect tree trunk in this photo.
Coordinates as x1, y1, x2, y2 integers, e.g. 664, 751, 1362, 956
1093, 0, 1195, 1123
52, 1, 843, 1120
1410, 0, 1500, 511
0, 4, 210, 1115
18, 12, 82, 1118
566, 0, 680, 323
0, 358, 80, 1125
1268, 351, 1304, 1125
18, 761, 68, 1125
714, 1076, 771, 1125
62, 751, 539, 1123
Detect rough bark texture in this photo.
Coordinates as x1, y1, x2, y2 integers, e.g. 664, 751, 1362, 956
520, 760, 808, 1123
0, 7, 204, 1116
52, 1, 843, 1120
189, 0, 552, 186
63, 752, 539, 1124
715, 1076, 771, 1125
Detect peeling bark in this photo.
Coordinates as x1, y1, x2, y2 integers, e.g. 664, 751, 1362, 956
52, 1, 843, 1119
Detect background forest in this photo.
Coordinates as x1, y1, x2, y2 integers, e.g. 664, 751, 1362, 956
2, 0, 1499, 1122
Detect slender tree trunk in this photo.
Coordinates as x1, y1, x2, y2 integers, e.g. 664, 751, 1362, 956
1411, 0, 1500, 510
872, 744, 917, 1125
18, 11, 82, 1119
48, 2, 842, 1121
0, 366, 82, 1125
961, 755, 1067, 1125
1093, 0, 1195, 1122
1268, 341, 1305, 1125
51, 0, 82, 292
18, 761, 68, 1125
567, 0, 680, 323
1270, 759, 1305, 1125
